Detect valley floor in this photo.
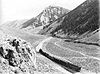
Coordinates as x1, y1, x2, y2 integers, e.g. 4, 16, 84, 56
0, 25, 100, 74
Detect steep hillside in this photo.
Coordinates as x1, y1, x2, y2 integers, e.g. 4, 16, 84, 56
21, 6, 69, 29
39, 0, 99, 40
78, 28, 100, 44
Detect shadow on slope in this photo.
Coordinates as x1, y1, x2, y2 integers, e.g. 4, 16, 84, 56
39, 0, 99, 40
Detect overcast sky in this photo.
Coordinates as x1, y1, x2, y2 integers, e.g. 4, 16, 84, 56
1, 0, 86, 24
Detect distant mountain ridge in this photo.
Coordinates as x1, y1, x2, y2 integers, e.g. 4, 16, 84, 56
3, 19, 28, 29
39, 0, 99, 40
21, 6, 69, 29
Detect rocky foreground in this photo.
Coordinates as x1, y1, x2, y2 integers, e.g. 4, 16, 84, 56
0, 33, 65, 74
0, 34, 36, 74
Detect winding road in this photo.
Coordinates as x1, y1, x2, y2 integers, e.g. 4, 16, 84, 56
35, 36, 100, 74
36, 37, 74, 74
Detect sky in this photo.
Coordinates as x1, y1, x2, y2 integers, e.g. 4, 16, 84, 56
1, 0, 86, 24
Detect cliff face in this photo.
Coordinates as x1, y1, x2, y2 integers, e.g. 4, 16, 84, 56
21, 6, 69, 29
39, 0, 99, 40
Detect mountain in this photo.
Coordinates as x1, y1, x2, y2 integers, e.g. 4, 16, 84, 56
39, 0, 99, 40
21, 6, 69, 29
3, 19, 28, 29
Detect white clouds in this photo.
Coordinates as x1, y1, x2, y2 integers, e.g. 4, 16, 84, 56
1, 0, 86, 23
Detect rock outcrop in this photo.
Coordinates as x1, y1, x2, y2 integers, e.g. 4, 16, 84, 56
0, 34, 36, 74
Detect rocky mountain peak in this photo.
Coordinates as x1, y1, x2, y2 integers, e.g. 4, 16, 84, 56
21, 6, 69, 29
